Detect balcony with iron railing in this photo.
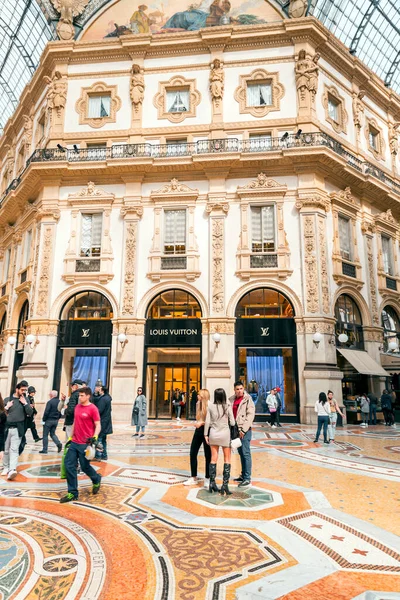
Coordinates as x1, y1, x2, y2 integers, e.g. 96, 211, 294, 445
2, 132, 400, 205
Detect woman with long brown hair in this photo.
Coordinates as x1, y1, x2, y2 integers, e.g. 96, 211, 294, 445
205, 388, 235, 495
183, 388, 212, 488
0, 394, 6, 457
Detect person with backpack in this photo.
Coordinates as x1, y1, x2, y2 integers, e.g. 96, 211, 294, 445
2, 381, 33, 480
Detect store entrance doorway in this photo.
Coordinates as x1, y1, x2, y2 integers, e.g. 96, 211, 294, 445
146, 348, 201, 419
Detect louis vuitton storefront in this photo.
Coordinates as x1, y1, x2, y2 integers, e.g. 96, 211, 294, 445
235, 288, 299, 422
53, 291, 113, 393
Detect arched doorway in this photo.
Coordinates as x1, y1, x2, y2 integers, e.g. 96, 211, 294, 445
53, 291, 113, 393
145, 289, 202, 419
12, 301, 29, 392
382, 305, 400, 413
234, 288, 298, 422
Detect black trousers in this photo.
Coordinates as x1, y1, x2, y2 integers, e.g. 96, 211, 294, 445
383, 408, 394, 425
25, 418, 40, 441
190, 425, 211, 479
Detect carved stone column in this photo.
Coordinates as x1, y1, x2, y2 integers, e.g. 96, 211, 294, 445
206, 199, 228, 315
120, 203, 143, 317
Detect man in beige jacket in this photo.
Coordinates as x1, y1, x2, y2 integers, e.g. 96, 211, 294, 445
229, 381, 255, 487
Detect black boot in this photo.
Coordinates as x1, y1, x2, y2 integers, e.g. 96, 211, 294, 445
209, 463, 219, 493
219, 463, 232, 496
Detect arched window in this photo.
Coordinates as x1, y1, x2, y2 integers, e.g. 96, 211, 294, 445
16, 301, 29, 350
382, 305, 400, 352
60, 291, 112, 320
335, 294, 363, 349
235, 288, 294, 318
147, 289, 201, 319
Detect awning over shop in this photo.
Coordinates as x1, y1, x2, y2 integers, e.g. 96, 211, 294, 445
337, 349, 389, 377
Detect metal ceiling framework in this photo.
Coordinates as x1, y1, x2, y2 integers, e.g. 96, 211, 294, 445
1, 0, 400, 133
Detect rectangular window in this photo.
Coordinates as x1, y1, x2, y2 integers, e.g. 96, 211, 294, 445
88, 95, 111, 118
369, 127, 379, 150
338, 215, 352, 260
166, 89, 189, 113
328, 96, 339, 122
4, 248, 11, 280
246, 82, 272, 107
249, 133, 272, 151
164, 210, 186, 255
23, 230, 32, 267
382, 235, 394, 275
80, 213, 103, 257
17, 148, 25, 174
251, 206, 275, 253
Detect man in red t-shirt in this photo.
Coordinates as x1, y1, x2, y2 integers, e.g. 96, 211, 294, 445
60, 387, 101, 503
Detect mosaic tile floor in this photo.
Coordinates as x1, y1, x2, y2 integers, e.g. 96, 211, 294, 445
1, 420, 400, 599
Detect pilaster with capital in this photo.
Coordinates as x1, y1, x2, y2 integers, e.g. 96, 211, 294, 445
120, 202, 143, 317
206, 198, 229, 315
361, 217, 379, 326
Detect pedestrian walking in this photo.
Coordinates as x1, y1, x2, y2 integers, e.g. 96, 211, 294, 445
381, 390, 393, 426
367, 391, 378, 425
172, 388, 183, 421
274, 387, 283, 427
2, 381, 33, 480
94, 386, 112, 459
205, 388, 235, 495
229, 380, 255, 488
40, 391, 62, 454
0, 394, 6, 458
64, 380, 85, 440
266, 388, 278, 428
183, 388, 211, 488
60, 386, 101, 503
359, 393, 370, 427
25, 386, 41, 442
131, 387, 148, 437
313, 392, 331, 444
327, 390, 343, 441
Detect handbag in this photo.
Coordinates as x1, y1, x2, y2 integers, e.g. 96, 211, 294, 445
230, 423, 242, 449
231, 437, 242, 450
269, 407, 277, 413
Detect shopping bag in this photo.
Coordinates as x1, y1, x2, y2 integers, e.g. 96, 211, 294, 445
60, 440, 71, 479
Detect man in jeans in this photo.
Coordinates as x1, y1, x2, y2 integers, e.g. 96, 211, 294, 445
2, 381, 33, 480
229, 381, 255, 488
40, 390, 62, 454
60, 386, 101, 503
367, 391, 378, 425
93, 386, 113, 461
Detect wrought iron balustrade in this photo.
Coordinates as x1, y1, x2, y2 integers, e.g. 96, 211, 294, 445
250, 254, 278, 268
20, 270, 27, 284
161, 256, 187, 270
75, 259, 101, 272
342, 262, 357, 278
2, 131, 400, 205
386, 277, 397, 291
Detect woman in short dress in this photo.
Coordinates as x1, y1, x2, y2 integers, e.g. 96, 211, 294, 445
204, 388, 235, 495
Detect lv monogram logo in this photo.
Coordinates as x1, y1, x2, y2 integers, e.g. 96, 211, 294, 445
81, 329, 90, 338
261, 327, 270, 336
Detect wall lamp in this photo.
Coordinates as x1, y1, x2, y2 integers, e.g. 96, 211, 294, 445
312, 331, 322, 348
338, 333, 348, 344
388, 340, 398, 352
26, 333, 40, 349
117, 330, 128, 348
7, 336, 16, 346
212, 332, 221, 348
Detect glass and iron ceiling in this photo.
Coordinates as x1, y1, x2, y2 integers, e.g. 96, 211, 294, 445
0, 0, 400, 133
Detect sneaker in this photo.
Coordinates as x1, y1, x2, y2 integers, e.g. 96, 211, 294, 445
234, 475, 244, 482
39, 450, 48, 454
183, 477, 198, 486
272, 424, 277, 428
1, 468, 8, 476
60, 493, 78, 503
132, 433, 139, 437
35, 438, 42, 442
57, 445, 62, 453
203, 478, 210, 488
92, 475, 102, 495
7, 470, 17, 480
360, 423, 366, 427
277, 424, 282, 427
365, 423, 369, 427
139, 434, 145, 438
177, 418, 181, 422
324, 440, 330, 444
238, 480, 251, 488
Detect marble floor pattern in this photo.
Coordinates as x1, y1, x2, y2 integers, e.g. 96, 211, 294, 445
0, 421, 400, 599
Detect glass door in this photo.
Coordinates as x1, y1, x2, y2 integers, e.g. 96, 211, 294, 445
145, 360, 201, 419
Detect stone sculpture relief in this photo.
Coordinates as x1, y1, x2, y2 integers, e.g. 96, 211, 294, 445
130, 64, 145, 114
295, 50, 320, 109
209, 59, 224, 107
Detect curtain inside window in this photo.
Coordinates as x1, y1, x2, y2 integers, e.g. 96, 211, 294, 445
328, 98, 339, 121
88, 95, 111, 118
72, 349, 108, 391
167, 90, 189, 112
81, 214, 102, 256
382, 235, 393, 275
4, 248, 11, 279
338, 216, 351, 259
24, 230, 32, 266
246, 350, 285, 412
164, 210, 186, 253
251, 206, 275, 252
247, 83, 272, 107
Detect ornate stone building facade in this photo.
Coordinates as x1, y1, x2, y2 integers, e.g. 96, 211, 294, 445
0, 2, 399, 422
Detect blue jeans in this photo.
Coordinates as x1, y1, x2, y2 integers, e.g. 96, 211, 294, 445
369, 404, 377, 425
237, 429, 252, 481
65, 442, 101, 498
315, 416, 329, 442
136, 426, 145, 433
95, 434, 108, 459
174, 405, 181, 418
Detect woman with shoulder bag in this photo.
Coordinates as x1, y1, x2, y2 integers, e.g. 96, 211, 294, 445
204, 388, 235, 496
132, 387, 148, 438
266, 389, 278, 427
183, 389, 212, 488
313, 392, 331, 444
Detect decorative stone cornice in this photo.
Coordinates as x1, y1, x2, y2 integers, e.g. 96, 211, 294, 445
374, 209, 399, 235
361, 215, 376, 235
36, 208, 61, 222
238, 173, 281, 191
205, 200, 229, 215
120, 204, 143, 219
68, 181, 115, 204
295, 194, 330, 212
330, 187, 359, 218
237, 173, 287, 201
151, 179, 199, 203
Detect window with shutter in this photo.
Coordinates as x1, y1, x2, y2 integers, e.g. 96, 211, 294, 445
382, 235, 394, 275
251, 206, 275, 253
164, 210, 186, 255
338, 215, 352, 260
23, 230, 32, 267
80, 214, 103, 257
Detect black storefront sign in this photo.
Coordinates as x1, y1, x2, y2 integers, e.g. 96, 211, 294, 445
236, 318, 296, 346
146, 319, 202, 346
58, 320, 112, 347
